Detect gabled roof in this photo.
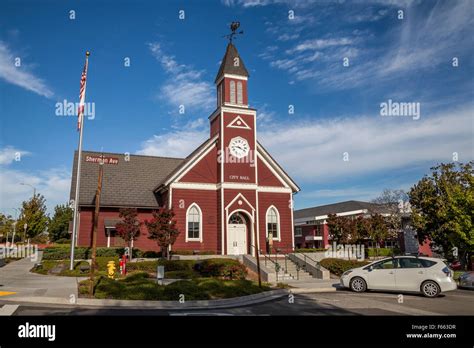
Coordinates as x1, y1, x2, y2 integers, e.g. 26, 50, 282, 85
215, 43, 249, 83
294, 200, 389, 220
154, 135, 219, 191
70, 151, 183, 208
257, 141, 300, 193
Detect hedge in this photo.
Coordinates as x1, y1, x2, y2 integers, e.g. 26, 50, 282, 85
42, 246, 158, 260
198, 258, 247, 280
171, 250, 216, 255
367, 248, 398, 257
320, 258, 371, 276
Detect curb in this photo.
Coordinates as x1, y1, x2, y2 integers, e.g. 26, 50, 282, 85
0, 289, 290, 310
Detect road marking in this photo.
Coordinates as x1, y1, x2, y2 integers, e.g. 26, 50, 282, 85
0, 305, 19, 316
0, 291, 16, 296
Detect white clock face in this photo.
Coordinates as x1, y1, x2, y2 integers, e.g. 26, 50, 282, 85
229, 137, 250, 159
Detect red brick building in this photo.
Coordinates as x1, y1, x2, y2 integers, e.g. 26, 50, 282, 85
70, 43, 300, 255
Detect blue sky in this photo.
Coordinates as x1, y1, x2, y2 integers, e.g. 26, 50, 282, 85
0, 0, 473, 215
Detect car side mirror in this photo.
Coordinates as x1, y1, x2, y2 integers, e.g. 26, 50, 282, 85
368, 266, 373, 272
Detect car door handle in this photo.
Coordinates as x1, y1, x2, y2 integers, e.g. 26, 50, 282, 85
418, 271, 424, 274
388, 271, 394, 274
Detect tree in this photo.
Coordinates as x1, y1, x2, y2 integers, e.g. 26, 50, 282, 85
0, 213, 15, 243
48, 204, 73, 241
145, 208, 180, 260
326, 213, 346, 243
372, 188, 409, 234
409, 161, 473, 268
16, 194, 49, 240
115, 208, 142, 260
365, 213, 391, 256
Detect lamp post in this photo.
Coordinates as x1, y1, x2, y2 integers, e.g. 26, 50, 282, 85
7, 208, 19, 246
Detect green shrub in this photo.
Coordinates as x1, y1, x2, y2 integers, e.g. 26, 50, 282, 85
165, 270, 197, 279
142, 250, 161, 258
320, 258, 370, 276
171, 250, 216, 255
198, 259, 247, 279
54, 238, 71, 244
163, 280, 210, 300
367, 248, 395, 257
126, 261, 158, 273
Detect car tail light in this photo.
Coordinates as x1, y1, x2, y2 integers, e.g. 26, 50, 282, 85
442, 267, 451, 277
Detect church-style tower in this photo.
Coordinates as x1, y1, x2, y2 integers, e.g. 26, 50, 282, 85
210, 43, 256, 185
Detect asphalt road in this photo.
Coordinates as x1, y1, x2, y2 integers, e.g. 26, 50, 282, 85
1, 289, 472, 316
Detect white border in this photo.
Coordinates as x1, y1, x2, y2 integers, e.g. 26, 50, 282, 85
265, 205, 281, 242
185, 203, 203, 243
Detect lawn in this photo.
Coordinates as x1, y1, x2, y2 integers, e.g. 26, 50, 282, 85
78, 272, 271, 301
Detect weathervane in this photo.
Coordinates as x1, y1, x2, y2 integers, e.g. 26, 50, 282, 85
223, 21, 244, 43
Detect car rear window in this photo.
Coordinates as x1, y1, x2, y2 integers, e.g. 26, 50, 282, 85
419, 259, 437, 268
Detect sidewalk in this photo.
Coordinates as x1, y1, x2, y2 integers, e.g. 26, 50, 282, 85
285, 279, 340, 294
0, 256, 339, 310
0, 256, 80, 300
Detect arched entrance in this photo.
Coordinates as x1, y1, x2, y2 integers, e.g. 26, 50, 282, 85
227, 212, 250, 255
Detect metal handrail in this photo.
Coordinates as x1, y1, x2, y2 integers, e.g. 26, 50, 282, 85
251, 244, 281, 282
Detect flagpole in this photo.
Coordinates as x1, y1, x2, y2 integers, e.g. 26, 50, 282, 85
70, 51, 90, 270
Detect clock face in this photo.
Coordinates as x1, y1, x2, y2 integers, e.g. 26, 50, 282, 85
229, 137, 250, 159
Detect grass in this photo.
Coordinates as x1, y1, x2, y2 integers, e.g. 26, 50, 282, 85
78, 272, 271, 301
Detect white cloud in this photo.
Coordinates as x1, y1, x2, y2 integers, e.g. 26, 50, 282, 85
0, 41, 53, 98
259, 105, 474, 184
147, 42, 213, 111
137, 128, 208, 158
0, 146, 30, 165
0, 165, 71, 215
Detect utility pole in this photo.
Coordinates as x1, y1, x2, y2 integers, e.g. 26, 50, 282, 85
253, 226, 262, 288
89, 156, 104, 296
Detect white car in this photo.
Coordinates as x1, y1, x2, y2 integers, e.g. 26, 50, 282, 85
340, 256, 457, 297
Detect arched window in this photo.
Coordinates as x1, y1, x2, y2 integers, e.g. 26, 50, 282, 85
266, 207, 280, 240
229, 80, 236, 104
186, 204, 202, 241
237, 81, 243, 105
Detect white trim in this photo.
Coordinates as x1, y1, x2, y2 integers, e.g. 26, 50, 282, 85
229, 80, 236, 104
163, 135, 218, 186
220, 109, 225, 255
257, 152, 289, 188
185, 203, 203, 243
171, 182, 217, 190
224, 102, 249, 109
168, 182, 292, 193
290, 193, 295, 249
215, 73, 248, 85
107, 229, 111, 248
294, 209, 369, 224
227, 209, 254, 256
227, 115, 251, 130
225, 192, 256, 213
265, 205, 281, 242
257, 144, 299, 192
222, 106, 255, 115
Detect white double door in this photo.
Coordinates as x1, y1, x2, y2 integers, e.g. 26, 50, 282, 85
227, 224, 247, 255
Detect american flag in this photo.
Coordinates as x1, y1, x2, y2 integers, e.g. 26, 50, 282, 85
77, 56, 89, 131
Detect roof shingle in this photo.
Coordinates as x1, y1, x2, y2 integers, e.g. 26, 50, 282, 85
70, 151, 183, 208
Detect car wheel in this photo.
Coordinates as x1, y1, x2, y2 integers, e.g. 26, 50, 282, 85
421, 280, 440, 297
350, 277, 367, 293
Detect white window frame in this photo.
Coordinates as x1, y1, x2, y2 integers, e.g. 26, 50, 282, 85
266, 205, 281, 241
229, 80, 236, 104
186, 203, 203, 242
237, 81, 243, 105
294, 227, 302, 237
